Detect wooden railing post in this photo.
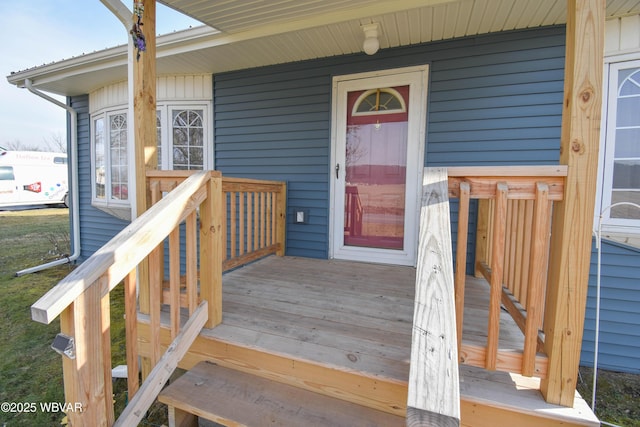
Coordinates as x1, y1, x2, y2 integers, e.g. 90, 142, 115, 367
200, 171, 223, 328
59, 284, 109, 426
485, 182, 507, 371
276, 183, 287, 256
541, 0, 605, 406
407, 167, 460, 426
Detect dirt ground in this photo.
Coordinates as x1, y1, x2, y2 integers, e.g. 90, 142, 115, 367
577, 366, 640, 426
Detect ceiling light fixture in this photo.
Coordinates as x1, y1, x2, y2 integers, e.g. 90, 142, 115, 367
362, 23, 380, 55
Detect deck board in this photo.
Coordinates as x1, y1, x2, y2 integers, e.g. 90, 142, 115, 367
216, 255, 524, 378
144, 256, 597, 426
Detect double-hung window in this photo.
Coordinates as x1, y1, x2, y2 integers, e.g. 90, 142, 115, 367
598, 59, 640, 242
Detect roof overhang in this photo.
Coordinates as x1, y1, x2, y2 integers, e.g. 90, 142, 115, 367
7, 0, 640, 96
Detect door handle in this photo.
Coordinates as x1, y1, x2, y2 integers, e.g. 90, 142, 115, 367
335, 163, 340, 179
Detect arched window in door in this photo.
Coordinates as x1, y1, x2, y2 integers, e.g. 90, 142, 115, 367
352, 87, 407, 116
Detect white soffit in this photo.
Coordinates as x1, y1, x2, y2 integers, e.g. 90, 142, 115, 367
7, 0, 640, 96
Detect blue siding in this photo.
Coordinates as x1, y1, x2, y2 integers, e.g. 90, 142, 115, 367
581, 239, 640, 374
214, 26, 565, 260
68, 95, 129, 262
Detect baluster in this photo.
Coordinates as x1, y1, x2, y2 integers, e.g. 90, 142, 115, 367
169, 226, 180, 339
124, 269, 140, 398
486, 182, 508, 370
455, 181, 471, 354
186, 211, 198, 316
522, 183, 550, 376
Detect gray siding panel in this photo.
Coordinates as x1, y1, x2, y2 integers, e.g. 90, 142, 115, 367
214, 26, 566, 259
69, 95, 129, 262
581, 239, 640, 374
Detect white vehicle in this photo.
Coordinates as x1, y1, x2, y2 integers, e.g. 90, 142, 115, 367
0, 150, 69, 208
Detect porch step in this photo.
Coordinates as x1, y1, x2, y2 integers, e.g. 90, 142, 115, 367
158, 360, 405, 427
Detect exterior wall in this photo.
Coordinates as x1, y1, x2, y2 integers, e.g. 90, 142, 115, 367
582, 239, 640, 374
90, 75, 213, 112
605, 14, 640, 53
214, 26, 565, 259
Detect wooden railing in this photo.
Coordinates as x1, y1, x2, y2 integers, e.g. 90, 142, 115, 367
30, 171, 217, 426
447, 166, 567, 379
222, 176, 287, 271
146, 171, 287, 274
30, 170, 286, 426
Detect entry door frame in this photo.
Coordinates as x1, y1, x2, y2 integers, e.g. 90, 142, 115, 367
329, 65, 429, 266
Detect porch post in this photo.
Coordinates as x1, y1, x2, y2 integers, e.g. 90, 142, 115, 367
541, 0, 605, 406
133, 0, 158, 378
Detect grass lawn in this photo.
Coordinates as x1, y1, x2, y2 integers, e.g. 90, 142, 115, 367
0, 208, 167, 426
1, 208, 638, 426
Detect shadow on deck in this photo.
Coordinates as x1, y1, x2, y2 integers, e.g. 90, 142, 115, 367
139, 256, 598, 427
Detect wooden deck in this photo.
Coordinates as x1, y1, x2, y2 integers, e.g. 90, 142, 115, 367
143, 256, 598, 426
214, 255, 526, 376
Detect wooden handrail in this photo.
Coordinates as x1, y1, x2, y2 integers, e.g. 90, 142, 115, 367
30, 170, 219, 426
407, 167, 460, 426
448, 165, 567, 379
31, 171, 214, 325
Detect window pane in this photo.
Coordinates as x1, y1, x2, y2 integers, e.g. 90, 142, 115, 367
94, 117, 105, 199
616, 97, 640, 127
619, 69, 640, 96
110, 113, 128, 200
611, 191, 640, 219
614, 128, 640, 158
172, 109, 204, 170
612, 160, 640, 189
0, 166, 15, 181
189, 147, 203, 169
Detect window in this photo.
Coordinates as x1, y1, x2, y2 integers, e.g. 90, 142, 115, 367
156, 105, 209, 170
91, 104, 210, 211
352, 88, 407, 116
172, 109, 204, 170
92, 110, 128, 203
0, 166, 14, 181
598, 59, 640, 239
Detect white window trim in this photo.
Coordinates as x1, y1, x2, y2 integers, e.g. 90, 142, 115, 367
91, 107, 130, 208
90, 101, 213, 220
157, 102, 213, 170
595, 55, 640, 246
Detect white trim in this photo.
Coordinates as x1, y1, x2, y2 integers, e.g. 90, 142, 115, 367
155, 102, 213, 170
329, 65, 429, 266
91, 108, 130, 207
596, 57, 640, 235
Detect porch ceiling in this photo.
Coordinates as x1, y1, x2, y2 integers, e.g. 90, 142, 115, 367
7, 0, 640, 96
